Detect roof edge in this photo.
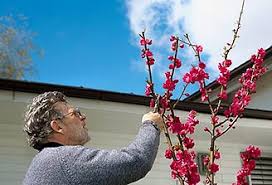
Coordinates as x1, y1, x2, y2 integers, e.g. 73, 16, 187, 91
0, 78, 271, 120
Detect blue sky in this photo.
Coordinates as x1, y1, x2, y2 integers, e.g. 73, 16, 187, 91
0, 0, 148, 95
1, 0, 271, 97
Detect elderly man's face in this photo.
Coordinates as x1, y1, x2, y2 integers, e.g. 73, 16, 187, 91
54, 102, 90, 145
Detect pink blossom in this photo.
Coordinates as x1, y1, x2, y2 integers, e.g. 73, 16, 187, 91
178, 111, 199, 135
140, 38, 152, 45
218, 63, 228, 73
199, 62, 206, 69
209, 163, 219, 173
165, 149, 173, 159
183, 137, 195, 149
166, 115, 183, 134
171, 41, 177, 51
243, 80, 256, 93
146, 57, 155, 65
145, 49, 153, 57
168, 57, 182, 69
243, 160, 256, 171
160, 96, 170, 109
170, 35, 176, 41
211, 115, 219, 125
214, 151, 221, 159
183, 73, 192, 83
145, 83, 152, 96
169, 64, 175, 69
163, 72, 179, 92
217, 90, 228, 100
245, 145, 261, 159
189, 110, 197, 117
200, 88, 208, 102
174, 58, 182, 68
168, 55, 174, 61
217, 75, 228, 87
258, 48, 266, 57
223, 59, 232, 67
251, 54, 257, 62
216, 128, 222, 137
196, 45, 203, 53
163, 79, 178, 91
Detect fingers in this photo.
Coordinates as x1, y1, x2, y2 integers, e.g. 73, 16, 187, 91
142, 112, 164, 130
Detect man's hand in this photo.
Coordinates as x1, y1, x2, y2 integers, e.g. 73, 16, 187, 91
142, 112, 164, 130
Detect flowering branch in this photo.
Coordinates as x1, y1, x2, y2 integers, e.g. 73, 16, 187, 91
215, 0, 245, 115
138, 0, 266, 184
139, 31, 156, 98
140, 32, 189, 185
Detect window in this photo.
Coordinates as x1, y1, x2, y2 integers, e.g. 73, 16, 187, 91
197, 152, 209, 176
249, 155, 272, 185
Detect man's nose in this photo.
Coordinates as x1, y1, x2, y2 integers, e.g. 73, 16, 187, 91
80, 113, 86, 120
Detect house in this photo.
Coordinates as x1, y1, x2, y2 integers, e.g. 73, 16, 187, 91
0, 46, 271, 185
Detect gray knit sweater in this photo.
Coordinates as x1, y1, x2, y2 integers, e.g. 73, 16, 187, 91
23, 121, 160, 185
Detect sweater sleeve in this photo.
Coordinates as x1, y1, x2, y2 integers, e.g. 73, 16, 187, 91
62, 121, 160, 185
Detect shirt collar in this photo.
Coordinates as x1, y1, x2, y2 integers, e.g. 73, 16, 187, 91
37, 142, 63, 152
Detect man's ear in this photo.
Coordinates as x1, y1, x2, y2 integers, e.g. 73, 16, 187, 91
50, 120, 64, 134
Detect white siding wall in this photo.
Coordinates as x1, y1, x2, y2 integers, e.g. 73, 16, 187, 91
0, 89, 271, 185
248, 69, 272, 110
0, 122, 36, 185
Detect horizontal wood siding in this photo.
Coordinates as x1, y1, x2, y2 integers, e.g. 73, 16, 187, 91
1, 90, 272, 185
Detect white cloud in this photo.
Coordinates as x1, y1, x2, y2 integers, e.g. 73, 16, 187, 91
125, 0, 272, 78
181, 0, 272, 71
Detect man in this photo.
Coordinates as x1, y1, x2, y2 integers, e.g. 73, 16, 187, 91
23, 91, 163, 185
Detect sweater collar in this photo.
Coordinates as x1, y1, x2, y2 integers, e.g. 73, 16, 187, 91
37, 142, 63, 152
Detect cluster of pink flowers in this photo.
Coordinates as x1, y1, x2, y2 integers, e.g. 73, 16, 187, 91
168, 55, 182, 69
145, 83, 153, 96
224, 48, 267, 118
165, 110, 199, 136
217, 59, 232, 100
202, 150, 221, 175
169, 150, 200, 185
170, 35, 184, 51
140, 38, 155, 66
165, 111, 200, 185
162, 36, 183, 93
163, 72, 179, 92
163, 36, 201, 184
233, 145, 261, 185
182, 46, 209, 102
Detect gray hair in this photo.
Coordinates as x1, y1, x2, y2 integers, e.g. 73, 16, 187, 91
24, 91, 67, 150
